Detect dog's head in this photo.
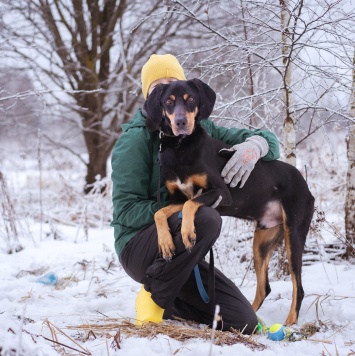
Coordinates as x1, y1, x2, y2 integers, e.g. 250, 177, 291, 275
143, 78, 216, 136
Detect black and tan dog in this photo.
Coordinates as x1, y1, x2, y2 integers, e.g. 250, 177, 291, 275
143, 78, 315, 325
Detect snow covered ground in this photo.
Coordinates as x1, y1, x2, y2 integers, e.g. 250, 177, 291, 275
1, 130, 354, 355
1, 223, 354, 355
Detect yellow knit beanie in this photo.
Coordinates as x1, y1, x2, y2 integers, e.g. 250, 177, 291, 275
141, 54, 186, 99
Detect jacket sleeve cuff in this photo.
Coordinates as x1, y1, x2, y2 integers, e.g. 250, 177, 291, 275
246, 135, 269, 157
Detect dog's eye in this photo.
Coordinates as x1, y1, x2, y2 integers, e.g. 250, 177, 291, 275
165, 99, 173, 106
187, 96, 195, 103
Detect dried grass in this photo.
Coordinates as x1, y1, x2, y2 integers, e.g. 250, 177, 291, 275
29, 312, 347, 354
67, 317, 266, 351
300, 322, 321, 338
0, 171, 22, 253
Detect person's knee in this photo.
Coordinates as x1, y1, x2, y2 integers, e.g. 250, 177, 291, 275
241, 313, 258, 334
222, 309, 258, 334
194, 207, 222, 241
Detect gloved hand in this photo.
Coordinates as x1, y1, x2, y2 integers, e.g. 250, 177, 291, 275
220, 136, 269, 188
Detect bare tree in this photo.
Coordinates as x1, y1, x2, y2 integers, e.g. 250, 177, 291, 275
280, 0, 296, 165
345, 48, 355, 258
0, 71, 40, 147
0, 0, 197, 192
172, 0, 354, 161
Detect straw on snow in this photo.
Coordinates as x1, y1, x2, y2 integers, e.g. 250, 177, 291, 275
66, 317, 266, 351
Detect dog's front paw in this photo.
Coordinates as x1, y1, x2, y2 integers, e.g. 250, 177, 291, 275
158, 232, 176, 261
181, 224, 196, 252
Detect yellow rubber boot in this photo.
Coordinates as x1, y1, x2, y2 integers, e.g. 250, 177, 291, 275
135, 285, 164, 326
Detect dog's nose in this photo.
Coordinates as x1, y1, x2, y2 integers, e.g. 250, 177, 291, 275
175, 116, 187, 127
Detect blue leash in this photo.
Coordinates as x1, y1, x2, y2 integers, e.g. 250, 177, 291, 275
194, 265, 210, 303
178, 211, 215, 304
194, 249, 215, 304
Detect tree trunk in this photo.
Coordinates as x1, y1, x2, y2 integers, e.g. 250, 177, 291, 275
79, 94, 115, 193
345, 49, 355, 258
240, 0, 256, 128
83, 128, 113, 194
280, 0, 296, 166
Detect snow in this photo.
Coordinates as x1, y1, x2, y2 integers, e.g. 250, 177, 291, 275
1, 225, 354, 355
1, 130, 355, 355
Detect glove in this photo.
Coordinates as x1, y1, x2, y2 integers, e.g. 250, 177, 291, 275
220, 135, 269, 188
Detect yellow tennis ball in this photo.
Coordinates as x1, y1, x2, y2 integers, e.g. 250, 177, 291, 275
268, 323, 285, 341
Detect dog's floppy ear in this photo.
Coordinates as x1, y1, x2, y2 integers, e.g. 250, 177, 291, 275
143, 84, 164, 132
190, 78, 216, 119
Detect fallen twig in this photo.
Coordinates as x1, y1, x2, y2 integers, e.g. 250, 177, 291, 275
43, 319, 91, 355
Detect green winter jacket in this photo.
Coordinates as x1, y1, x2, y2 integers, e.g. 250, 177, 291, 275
111, 108, 280, 257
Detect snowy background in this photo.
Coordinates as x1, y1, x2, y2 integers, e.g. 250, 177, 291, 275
1, 129, 355, 355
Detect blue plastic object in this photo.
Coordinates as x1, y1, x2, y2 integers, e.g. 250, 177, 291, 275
36, 272, 58, 285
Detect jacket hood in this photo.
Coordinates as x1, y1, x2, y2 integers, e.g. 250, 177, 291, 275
122, 108, 147, 132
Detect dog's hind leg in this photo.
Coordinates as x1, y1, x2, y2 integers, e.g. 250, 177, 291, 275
251, 224, 283, 312
283, 218, 302, 325
283, 196, 314, 325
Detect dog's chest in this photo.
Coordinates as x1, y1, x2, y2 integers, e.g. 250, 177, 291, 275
165, 173, 208, 200
158, 131, 220, 200
170, 177, 195, 199
158, 145, 196, 167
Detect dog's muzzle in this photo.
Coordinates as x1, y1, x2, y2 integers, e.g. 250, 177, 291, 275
172, 115, 192, 136
175, 115, 187, 128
